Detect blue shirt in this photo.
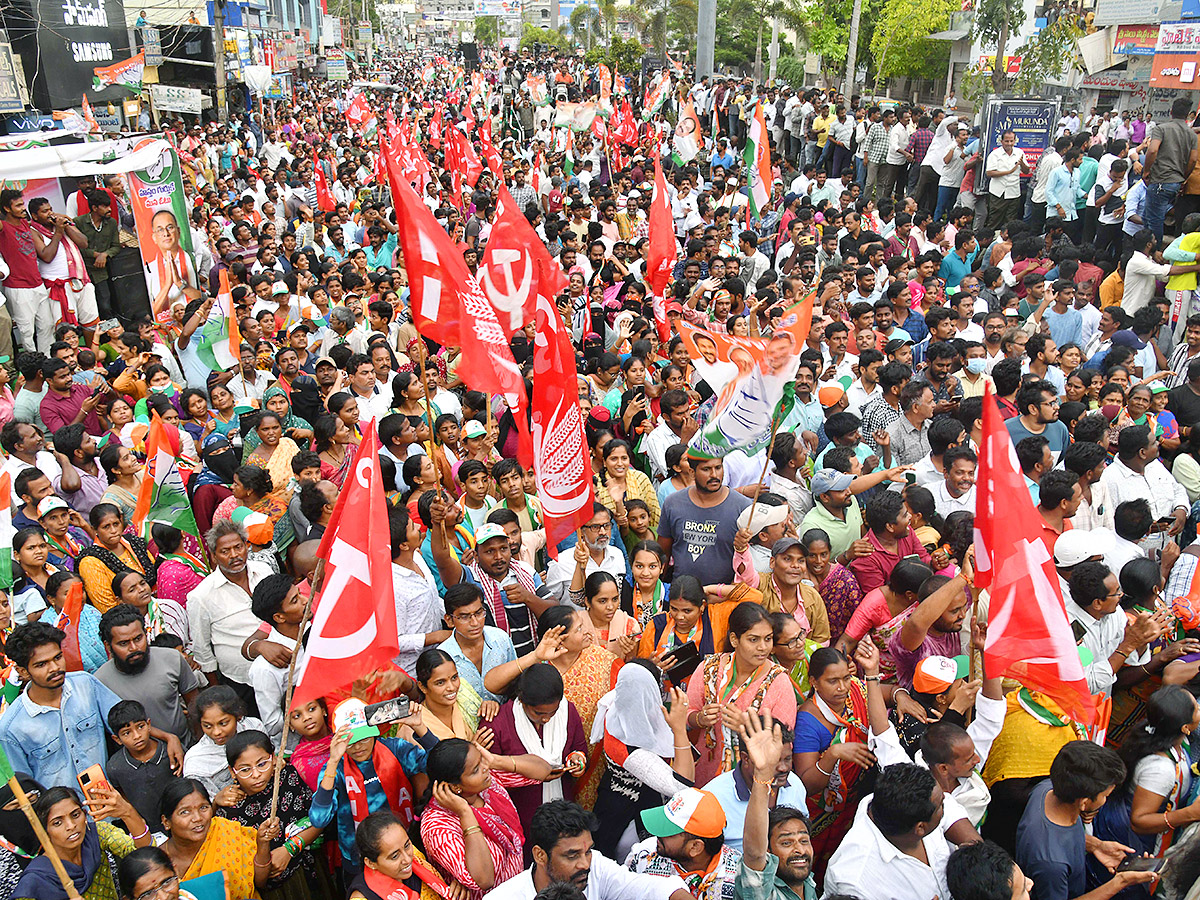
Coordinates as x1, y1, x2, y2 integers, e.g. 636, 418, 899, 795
309, 735, 430, 867
938, 247, 979, 289
703, 766, 808, 850
1044, 306, 1084, 349
0, 672, 121, 787
363, 234, 397, 270
439, 626, 517, 704
1046, 167, 1082, 221
1016, 779, 1085, 900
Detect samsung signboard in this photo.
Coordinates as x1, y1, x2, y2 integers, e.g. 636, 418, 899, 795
1, 0, 132, 110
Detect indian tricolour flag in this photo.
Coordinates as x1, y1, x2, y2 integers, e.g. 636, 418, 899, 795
672, 98, 702, 165
196, 269, 242, 371
0, 473, 12, 590
642, 71, 671, 121
743, 101, 773, 221
132, 413, 201, 540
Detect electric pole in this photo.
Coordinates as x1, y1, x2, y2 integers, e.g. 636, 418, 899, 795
843, 0, 861, 96
214, 0, 229, 122
697, 0, 715, 79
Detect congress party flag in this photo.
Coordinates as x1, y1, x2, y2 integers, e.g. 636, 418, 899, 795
93, 51, 145, 90
743, 101, 773, 220
132, 412, 201, 541
195, 270, 242, 371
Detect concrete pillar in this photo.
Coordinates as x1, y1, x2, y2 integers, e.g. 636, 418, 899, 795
697, 0, 715, 80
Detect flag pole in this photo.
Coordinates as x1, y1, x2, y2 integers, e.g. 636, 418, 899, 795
7, 775, 82, 900
269, 588, 316, 820
742, 402, 784, 531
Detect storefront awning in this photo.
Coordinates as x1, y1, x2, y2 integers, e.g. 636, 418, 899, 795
927, 26, 970, 40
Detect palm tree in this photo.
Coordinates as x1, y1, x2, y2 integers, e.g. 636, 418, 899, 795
570, 3, 602, 48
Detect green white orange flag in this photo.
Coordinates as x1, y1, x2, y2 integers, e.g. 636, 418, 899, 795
132, 412, 201, 541
643, 70, 671, 121
82, 95, 99, 133
93, 51, 145, 90
743, 100, 773, 220
0, 473, 12, 590
196, 269, 242, 371
672, 98, 702, 164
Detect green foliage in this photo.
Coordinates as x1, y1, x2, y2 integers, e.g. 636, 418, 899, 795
1010, 15, 1083, 93
583, 35, 646, 72
521, 23, 572, 50
475, 15, 499, 46
776, 55, 808, 88
788, 0, 883, 86
959, 63, 991, 108
869, 0, 956, 79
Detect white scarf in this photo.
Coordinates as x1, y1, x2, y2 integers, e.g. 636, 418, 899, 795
513, 700, 569, 802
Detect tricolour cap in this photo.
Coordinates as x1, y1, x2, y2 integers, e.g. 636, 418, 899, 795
913, 655, 969, 694
641, 788, 726, 838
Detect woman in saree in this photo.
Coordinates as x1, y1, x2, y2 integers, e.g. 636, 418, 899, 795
213, 465, 295, 554
420, 738, 553, 900
327, 392, 363, 445
243, 388, 312, 461
157, 778, 278, 900
685, 601, 797, 787
313, 414, 355, 488
77, 503, 156, 615
12, 784, 154, 900
416, 648, 500, 742
792, 645, 880, 883
1107, 557, 1200, 747
835, 557, 933, 684
117, 847, 198, 900
800, 528, 863, 644
150, 524, 207, 609
484, 604, 622, 808
99, 444, 144, 525
242, 413, 301, 502
207, 383, 242, 454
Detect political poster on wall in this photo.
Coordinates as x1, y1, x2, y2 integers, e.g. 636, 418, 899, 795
126, 137, 198, 323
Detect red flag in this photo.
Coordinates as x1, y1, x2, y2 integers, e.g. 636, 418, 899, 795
613, 99, 639, 146
533, 290, 594, 558
448, 127, 483, 189
345, 93, 373, 130
479, 118, 503, 176
56, 581, 86, 672
646, 156, 678, 342
374, 149, 387, 186
479, 185, 568, 336
313, 153, 335, 213
428, 105, 443, 150
383, 138, 533, 466
291, 420, 398, 709
976, 384, 1096, 725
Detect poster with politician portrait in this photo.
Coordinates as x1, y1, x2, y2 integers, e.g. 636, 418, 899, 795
127, 137, 198, 323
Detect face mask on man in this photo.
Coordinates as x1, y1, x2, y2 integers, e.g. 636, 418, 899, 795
966, 357, 987, 375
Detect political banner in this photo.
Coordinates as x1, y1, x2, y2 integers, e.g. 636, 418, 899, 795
126, 138, 197, 325
979, 98, 1059, 194
326, 48, 349, 81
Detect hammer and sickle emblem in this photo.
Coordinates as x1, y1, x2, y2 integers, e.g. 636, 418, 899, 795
480, 248, 533, 331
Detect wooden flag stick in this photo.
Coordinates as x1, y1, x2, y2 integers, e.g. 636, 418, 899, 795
269, 588, 316, 820
8, 776, 82, 900
743, 404, 784, 530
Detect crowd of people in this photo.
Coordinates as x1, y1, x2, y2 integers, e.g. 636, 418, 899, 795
4, 43, 1200, 900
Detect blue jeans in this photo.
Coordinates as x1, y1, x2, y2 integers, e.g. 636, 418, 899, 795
934, 185, 959, 220
854, 156, 866, 187
1145, 181, 1182, 239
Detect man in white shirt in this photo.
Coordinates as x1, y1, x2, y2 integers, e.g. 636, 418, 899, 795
483, 800, 689, 900
1066, 560, 1161, 698
545, 504, 628, 601
984, 131, 1031, 230
345, 352, 390, 426
823, 762, 954, 900
930, 445, 977, 518
643, 390, 696, 482
1123, 228, 1200, 315
1100, 423, 1189, 556
880, 110, 911, 202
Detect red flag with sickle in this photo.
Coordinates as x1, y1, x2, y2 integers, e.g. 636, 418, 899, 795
646, 156, 678, 341
291, 419, 398, 709
532, 289, 594, 557
313, 152, 335, 213
479, 118, 503, 176
975, 384, 1096, 725
448, 127, 484, 189
383, 138, 533, 466
479, 184, 568, 336
428, 105, 443, 150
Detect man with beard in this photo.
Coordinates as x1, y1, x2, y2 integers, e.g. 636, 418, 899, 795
430, 506, 553, 658
482, 800, 690, 900
187, 519, 276, 711
96, 604, 203, 747
0, 621, 183, 786
545, 503, 628, 602
736, 713, 817, 900
658, 456, 751, 585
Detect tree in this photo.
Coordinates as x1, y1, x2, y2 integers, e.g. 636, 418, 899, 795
584, 35, 646, 73
475, 15, 499, 46
570, 3, 603, 48
521, 22, 572, 51
972, 0, 1026, 93
789, 0, 882, 87
962, 11, 1082, 103
869, 0, 956, 82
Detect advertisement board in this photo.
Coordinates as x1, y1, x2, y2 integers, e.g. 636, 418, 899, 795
979, 98, 1060, 193
1114, 23, 1159, 54
149, 84, 203, 114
